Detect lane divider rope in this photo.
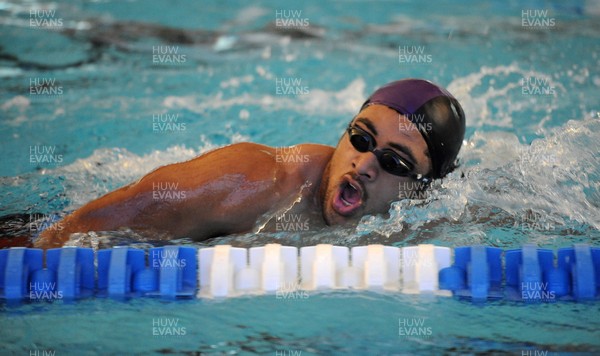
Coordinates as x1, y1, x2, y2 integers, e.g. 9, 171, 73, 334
0, 243, 598, 302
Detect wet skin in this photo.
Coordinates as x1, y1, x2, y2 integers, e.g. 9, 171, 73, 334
35, 105, 431, 249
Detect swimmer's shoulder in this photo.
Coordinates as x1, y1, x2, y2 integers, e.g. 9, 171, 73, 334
221, 142, 333, 180
222, 142, 333, 162
286, 143, 334, 182
294, 143, 335, 162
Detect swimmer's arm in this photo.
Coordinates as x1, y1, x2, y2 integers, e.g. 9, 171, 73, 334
35, 142, 285, 249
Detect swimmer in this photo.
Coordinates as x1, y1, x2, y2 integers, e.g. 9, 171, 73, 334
34, 79, 465, 249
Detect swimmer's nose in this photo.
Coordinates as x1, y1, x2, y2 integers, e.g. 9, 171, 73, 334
352, 152, 379, 182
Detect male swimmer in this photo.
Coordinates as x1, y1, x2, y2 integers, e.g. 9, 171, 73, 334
35, 79, 465, 249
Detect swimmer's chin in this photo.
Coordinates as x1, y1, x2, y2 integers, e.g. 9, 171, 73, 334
322, 205, 364, 227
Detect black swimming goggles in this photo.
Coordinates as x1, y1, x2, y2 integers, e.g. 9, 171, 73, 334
346, 124, 431, 184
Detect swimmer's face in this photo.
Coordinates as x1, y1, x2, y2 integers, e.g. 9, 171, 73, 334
320, 104, 432, 225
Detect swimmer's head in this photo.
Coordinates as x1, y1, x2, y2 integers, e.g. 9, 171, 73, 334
320, 79, 465, 226
360, 79, 465, 179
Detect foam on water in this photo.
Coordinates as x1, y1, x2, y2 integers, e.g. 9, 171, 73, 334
357, 115, 600, 246
448, 64, 565, 130
164, 77, 366, 117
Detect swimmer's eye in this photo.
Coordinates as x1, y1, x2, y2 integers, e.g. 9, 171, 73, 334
346, 125, 417, 178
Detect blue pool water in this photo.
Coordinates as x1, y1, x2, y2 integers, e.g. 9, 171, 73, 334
1, 0, 600, 354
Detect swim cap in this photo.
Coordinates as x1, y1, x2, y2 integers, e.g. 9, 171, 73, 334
360, 79, 465, 179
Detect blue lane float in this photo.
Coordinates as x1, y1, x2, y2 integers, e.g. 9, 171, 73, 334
46, 247, 95, 299
97, 246, 196, 298
97, 246, 145, 297
504, 244, 568, 302
557, 244, 599, 301
439, 246, 503, 300
0, 247, 43, 299
0, 244, 599, 302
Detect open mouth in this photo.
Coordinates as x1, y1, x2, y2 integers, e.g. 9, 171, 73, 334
332, 175, 364, 217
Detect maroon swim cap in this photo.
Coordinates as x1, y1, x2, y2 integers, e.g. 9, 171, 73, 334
361, 79, 465, 179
